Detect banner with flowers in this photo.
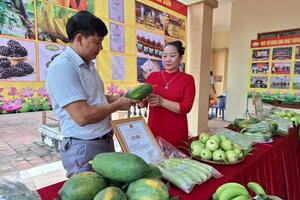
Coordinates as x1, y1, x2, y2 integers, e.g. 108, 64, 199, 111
0, 0, 186, 114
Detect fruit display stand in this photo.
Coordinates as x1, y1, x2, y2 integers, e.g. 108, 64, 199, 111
36, 127, 300, 200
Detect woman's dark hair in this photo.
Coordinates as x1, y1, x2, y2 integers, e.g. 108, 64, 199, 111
66, 11, 108, 42
165, 40, 185, 56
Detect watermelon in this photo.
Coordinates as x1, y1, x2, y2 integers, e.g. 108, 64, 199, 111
58, 172, 107, 200
93, 187, 127, 200
127, 178, 169, 200
92, 152, 150, 183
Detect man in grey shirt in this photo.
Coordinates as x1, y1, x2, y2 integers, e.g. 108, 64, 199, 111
46, 11, 137, 177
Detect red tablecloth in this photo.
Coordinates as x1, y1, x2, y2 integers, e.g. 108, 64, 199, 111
37, 128, 300, 200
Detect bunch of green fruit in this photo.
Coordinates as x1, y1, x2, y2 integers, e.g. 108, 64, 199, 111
190, 133, 244, 163
272, 109, 300, 126
212, 181, 279, 200
274, 110, 296, 119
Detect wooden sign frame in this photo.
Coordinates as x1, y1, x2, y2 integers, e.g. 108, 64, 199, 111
111, 116, 165, 164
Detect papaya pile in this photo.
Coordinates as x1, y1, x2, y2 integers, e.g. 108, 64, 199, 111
58, 152, 174, 200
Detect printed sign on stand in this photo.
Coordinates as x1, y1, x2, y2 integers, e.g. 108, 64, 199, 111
111, 117, 165, 164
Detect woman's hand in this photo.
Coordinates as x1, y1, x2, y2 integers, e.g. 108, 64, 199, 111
148, 93, 163, 107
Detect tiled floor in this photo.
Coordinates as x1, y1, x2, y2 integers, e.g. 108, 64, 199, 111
0, 110, 229, 188
0, 111, 60, 176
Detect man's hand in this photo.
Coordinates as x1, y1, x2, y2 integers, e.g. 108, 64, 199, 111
115, 96, 139, 110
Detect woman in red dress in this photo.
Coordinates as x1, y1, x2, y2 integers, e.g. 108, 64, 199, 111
140, 40, 196, 147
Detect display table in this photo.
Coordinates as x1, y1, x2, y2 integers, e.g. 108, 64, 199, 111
262, 99, 300, 109
37, 128, 300, 200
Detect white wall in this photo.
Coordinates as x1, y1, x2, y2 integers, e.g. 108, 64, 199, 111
226, 0, 300, 121
212, 31, 230, 49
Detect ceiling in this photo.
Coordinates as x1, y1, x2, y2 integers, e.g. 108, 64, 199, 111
177, 0, 242, 32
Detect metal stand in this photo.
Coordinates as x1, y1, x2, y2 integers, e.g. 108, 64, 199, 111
243, 94, 252, 120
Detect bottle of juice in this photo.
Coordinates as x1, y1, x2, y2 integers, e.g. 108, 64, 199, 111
137, 33, 143, 53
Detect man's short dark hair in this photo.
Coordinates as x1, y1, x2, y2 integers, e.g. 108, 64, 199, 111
66, 11, 108, 42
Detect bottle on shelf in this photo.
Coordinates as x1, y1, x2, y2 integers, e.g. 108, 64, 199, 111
143, 36, 149, 55
148, 36, 154, 56
137, 33, 143, 53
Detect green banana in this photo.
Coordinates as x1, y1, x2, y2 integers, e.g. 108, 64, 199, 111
231, 195, 250, 200
212, 192, 218, 200
214, 182, 247, 200
219, 186, 250, 200
247, 182, 266, 196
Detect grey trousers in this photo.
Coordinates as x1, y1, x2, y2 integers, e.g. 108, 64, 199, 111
60, 137, 114, 178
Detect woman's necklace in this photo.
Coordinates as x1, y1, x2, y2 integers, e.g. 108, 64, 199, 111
161, 70, 180, 89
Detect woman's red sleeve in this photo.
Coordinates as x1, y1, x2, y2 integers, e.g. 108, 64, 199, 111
179, 76, 196, 114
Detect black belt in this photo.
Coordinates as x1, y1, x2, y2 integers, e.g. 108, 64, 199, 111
65, 131, 113, 141
91, 132, 113, 140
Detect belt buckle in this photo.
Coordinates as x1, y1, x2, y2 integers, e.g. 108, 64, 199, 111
99, 132, 113, 140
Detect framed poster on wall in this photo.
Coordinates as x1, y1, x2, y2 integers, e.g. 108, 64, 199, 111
249, 35, 300, 102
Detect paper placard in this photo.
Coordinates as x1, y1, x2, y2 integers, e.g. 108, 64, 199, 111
111, 117, 164, 164
253, 95, 263, 120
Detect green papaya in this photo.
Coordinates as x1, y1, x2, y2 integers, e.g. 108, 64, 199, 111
93, 187, 127, 200
127, 178, 169, 200
144, 164, 163, 180
126, 83, 153, 101
58, 172, 107, 200
92, 152, 150, 183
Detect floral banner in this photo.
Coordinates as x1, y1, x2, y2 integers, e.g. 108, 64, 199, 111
0, 86, 51, 114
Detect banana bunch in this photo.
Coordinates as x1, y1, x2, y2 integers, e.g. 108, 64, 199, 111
212, 182, 250, 200
38, 4, 70, 38
212, 181, 267, 200
247, 182, 266, 200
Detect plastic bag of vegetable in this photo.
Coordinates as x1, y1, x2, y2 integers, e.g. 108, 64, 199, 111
0, 178, 41, 200
157, 158, 222, 193
156, 137, 222, 193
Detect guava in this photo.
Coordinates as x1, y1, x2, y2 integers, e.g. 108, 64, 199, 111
206, 139, 219, 152
199, 132, 210, 143
226, 150, 238, 162
238, 151, 244, 159
233, 143, 242, 155
209, 135, 221, 144
221, 139, 233, 151
219, 135, 227, 141
190, 140, 205, 156
200, 148, 213, 160
213, 149, 226, 161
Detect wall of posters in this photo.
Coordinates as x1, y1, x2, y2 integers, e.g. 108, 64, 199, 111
249, 35, 300, 102
0, 0, 187, 114
110, 23, 125, 52
109, 0, 124, 22
112, 55, 125, 80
